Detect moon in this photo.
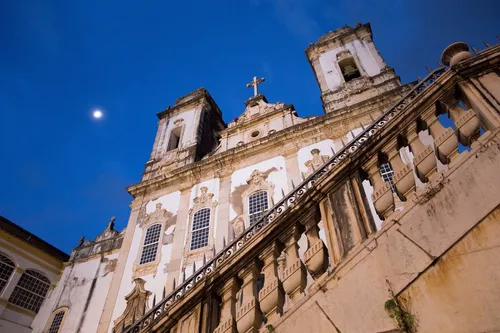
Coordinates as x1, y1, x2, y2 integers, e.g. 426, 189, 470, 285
92, 109, 103, 119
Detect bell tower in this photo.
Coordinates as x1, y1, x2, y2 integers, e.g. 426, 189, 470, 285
306, 23, 407, 115
142, 88, 226, 181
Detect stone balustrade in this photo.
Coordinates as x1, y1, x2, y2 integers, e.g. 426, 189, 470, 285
123, 42, 500, 333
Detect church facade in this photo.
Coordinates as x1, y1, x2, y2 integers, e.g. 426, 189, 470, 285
30, 23, 500, 333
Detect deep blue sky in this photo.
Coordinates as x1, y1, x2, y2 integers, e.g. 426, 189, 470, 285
0, 0, 497, 253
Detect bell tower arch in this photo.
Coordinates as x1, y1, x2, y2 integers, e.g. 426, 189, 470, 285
306, 23, 411, 115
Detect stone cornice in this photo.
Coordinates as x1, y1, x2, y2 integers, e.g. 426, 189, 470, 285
127, 106, 377, 198
305, 23, 372, 59
156, 88, 224, 122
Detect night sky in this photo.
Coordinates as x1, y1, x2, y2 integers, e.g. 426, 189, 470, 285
0, 0, 498, 253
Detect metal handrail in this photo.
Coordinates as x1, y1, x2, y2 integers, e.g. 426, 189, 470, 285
125, 67, 446, 333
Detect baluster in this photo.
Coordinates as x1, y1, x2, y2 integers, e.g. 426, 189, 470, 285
303, 222, 329, 279
448, 102, 480, 146
258, 241, 285, 323
458, 81, 500, 130
391, 149, 415, 199
236, 259, 263, 333
409, 129, 437, 183
428, 113, 459, 165
214, 277, 240, 333
280, 224, 307, 304
370, 164, 394, 219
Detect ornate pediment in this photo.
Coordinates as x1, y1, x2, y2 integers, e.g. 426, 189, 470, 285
242, 170, 275, 198
140, 202, 173, 228
190, 187, 218, 214
113, 278, 151, 333
228, 95, 285, 129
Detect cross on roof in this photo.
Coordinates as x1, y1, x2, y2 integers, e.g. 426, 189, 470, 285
246, 76, 265, 97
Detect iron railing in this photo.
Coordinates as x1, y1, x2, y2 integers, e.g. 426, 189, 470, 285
124, 67, 446, 333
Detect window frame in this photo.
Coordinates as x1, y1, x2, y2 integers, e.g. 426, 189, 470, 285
247, 190, 269, 226
44, 306, 69, 333
189, 208, 212, 251
241, 170, 275, 228
0, 252, 15, 294
379, 162, 396, 193
182, 186, 218, 269
166, 126, 183, 152
8, 269, 50, 314
138, 223, 163, 265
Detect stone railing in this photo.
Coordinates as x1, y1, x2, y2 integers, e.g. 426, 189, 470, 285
123, 42, 499, 333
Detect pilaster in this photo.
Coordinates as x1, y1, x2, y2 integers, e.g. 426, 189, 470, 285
216, 174, 232, 248
283, 148, 301, 192
0, 267, 23, 317
97, 199, 144, 333
165, 187, 193, 292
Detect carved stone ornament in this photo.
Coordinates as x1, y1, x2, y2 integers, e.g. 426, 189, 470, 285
94, 216, 120, 243
113, 278, 151, 333
139, 202, 173, 229
228, 97, 285, 128
230, 216, 245, 238
343, 75, 370, 97
241, 170, 275, 199
183, 187, 218, 268
189, 186, 218, 214
305, 149, 331, 176
241, 170, 275, 227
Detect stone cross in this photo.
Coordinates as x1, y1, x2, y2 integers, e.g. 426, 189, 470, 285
246, 76, 265, 97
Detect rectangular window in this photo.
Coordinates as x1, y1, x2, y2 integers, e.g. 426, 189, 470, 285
248, 191, 269, 225
167, 127, 182, 151
139, 224, 162, 265
380, 162, 396, 193
190, 208, 211, 250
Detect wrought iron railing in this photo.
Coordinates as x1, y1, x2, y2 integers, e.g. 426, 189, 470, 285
125, 67, 446, 333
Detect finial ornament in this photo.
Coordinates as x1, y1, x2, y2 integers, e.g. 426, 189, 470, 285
246, 76, 265, 97
107, 216, 116, 231
77, 236, 85, 247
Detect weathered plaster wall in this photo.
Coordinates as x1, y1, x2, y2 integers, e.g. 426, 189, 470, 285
31, 253, 118, 333
108, 191, 181, 333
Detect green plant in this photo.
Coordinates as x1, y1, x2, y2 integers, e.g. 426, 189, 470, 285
384, 299, 415, 332
266, 324, 275, 332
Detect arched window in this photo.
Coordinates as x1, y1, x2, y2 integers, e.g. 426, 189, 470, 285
190, 208, 211, 250
47, 308, 67, 333
139, 224, 162, 265
0, 253, 15, 293
339, 58, 361, 82
9, 269, 50, 313
248, 191, 269, 225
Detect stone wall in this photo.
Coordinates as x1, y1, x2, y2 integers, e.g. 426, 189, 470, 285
271, 130, 500, 333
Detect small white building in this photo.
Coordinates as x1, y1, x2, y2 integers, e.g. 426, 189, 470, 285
0, 216, 69, 333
